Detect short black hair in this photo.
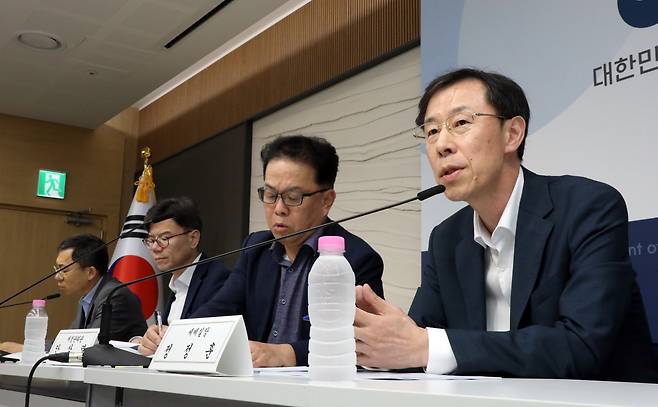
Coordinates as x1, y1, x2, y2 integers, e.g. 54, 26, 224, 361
144, 196, 202, 233
416, 68, 531, 160
260, 135, 339, 187
58, 234, 109, 276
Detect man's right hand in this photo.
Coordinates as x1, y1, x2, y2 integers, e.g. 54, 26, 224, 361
138, 324, 168, 356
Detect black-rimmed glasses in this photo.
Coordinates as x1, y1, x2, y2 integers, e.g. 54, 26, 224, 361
257, 187, 330, 207
142, 230, 192, 249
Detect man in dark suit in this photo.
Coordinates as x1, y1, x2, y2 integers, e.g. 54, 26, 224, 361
354, 68, 656, 382
134, 197, 231, 348
59, 234, 147, 341
139, 136, 384, 367
193, 221, 383, 367
1, 234, 147, 353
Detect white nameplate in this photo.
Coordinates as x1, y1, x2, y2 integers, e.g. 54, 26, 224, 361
50, 328, 99, 354
149, 315, 253, 376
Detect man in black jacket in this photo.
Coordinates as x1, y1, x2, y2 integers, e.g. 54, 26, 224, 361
1, 234, 146, 353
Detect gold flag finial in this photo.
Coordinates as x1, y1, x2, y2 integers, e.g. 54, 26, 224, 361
140, 147, 151, 167
135, 147, 155, 203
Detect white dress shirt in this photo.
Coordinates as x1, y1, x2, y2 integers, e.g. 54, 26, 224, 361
167, 253, 201, 324
426, 170, 524, 374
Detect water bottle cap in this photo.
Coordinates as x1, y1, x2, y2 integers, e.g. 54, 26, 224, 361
318, 236, 345, 252
32, 299, 46, 308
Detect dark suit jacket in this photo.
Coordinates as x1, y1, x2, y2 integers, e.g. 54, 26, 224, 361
192, 222, 384, 365
161, 253, 231, 322
70, 274, 147, 342
409, 168, 657, 382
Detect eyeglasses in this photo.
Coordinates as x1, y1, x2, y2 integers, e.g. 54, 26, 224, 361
257, 187, 330, 207
53, 264, 75, 276
142, 230, 192, 249
412, 111, 510, 144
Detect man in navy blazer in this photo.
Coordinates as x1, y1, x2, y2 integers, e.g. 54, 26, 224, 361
140, 136, 384, 367
354, 68, 656, 382
193, 221, 383, 366
136, 197, 230, 349
158, 253, 228, 323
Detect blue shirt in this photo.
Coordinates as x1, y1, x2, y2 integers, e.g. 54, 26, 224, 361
79, 277, 103, 323
267, 229, 323, 344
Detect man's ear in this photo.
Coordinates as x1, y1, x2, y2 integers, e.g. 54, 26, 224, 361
504, 116, 526, 155
86, 266, 99, 281
323, 189, 336, 210
189, 229, 201, 249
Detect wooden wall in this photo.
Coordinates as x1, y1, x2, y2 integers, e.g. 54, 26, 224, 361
0, 112, 132, 341
138, 0, 419, 164
0, 113, 129, 236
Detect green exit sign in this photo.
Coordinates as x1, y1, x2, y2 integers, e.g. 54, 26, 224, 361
37, 169, 66, 199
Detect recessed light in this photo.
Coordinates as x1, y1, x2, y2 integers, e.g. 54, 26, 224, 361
15, 30, 66, 51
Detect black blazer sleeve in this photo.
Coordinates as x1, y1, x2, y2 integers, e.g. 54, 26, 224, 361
89, 279, 147, 341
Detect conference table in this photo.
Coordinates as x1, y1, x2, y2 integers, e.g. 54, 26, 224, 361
2, 361, 658, 406
0, 362, 85, 407
82, 367, 658, 407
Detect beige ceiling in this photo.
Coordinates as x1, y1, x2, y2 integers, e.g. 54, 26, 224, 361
0, 0, 291, 129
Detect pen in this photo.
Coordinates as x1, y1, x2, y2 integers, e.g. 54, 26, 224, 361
155, 310, 163, 336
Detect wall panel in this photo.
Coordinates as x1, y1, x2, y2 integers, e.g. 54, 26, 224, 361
139, 0, 419, 164
251, 48, 421, 311
152, 123, 251, 267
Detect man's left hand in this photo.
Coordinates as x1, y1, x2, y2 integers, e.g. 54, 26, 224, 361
0, 341, 23, 354
249, 341, 296, 367
354, 283, 429, 369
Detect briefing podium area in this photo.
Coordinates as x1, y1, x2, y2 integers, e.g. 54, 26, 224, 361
1, 362, 658, 407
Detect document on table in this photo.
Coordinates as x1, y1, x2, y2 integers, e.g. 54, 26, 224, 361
109, 340, 141, 354
3, 352, 21, 361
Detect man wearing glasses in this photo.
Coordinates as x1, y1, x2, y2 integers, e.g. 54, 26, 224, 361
139, 135, 384, 367
1, 234, 146, 353
134, 197, 231, 349
354, 68, 656, 382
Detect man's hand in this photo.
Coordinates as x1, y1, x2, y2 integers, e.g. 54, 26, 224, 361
0, 341, 23, 354
138, 324, 168, 356
354, 284, 429, 369
249, 341, 296, 367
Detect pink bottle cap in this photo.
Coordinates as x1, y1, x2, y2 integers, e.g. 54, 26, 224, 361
318, 236, 345, 252
32, 299, 46, 308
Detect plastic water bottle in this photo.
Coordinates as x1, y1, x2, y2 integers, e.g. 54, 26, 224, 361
21, 299, 48, 364
308, 236, 356, 381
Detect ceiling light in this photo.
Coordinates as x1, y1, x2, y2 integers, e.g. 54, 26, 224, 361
15, 30, 66, 51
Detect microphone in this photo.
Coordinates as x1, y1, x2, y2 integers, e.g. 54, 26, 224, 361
0, 293, 61, 309
0, 223, 150, 307
82, 184, 445, 367
43, 293, 61, 301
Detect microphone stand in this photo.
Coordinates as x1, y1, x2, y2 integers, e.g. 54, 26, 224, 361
82, 185, 446, 367
0, 294, 61, 309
